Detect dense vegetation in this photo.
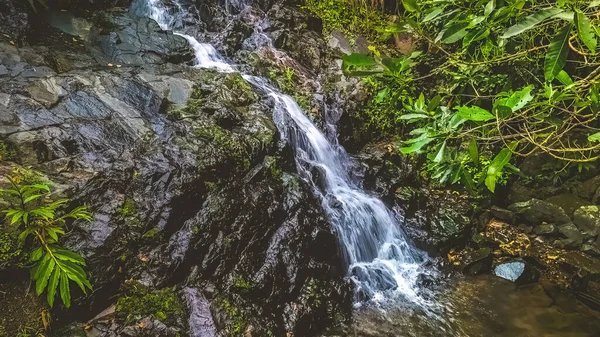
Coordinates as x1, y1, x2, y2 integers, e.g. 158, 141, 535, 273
307, 0, 600, 195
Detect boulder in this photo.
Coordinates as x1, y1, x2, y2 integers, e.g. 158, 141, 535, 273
494, 260, 539, 285
463, 247, 493, 275
546, 194, 591, 217
573, 206, 600, 237
555, 223, 584, 249
508, 198, 571, 225
534, 223, 556, 235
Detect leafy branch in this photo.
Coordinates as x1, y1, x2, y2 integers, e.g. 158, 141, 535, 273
1, 169, 92, 307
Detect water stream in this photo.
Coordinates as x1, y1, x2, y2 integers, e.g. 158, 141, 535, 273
132, 0, 432, 308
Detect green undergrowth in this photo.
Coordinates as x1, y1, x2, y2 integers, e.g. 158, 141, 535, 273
115, 281, 185, 325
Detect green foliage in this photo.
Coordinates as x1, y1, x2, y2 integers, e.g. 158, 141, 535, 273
325, 0, 600, 194
0, 141, 16, 161
0, 169, 92, 308
115, 281, 184, 325
303, 0, 391, 43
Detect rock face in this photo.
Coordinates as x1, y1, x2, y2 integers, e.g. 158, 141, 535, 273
508, 199, 571, 226
0, 0, 352, 335
573, 206, 600, 237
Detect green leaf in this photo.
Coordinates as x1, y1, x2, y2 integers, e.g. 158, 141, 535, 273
30, 247, 43, 262
456, 106, 495, 121
544, 24, 572, 82
36, 258, 55, 296
423, 7, 444, 22
400, 137, 434, 154
501, 8, 564, 38
590, 0, 600, 8
402, 0, 418, 12
484, 0, 496, 17
398, 113, 430, 121
588, 132, 600, 142
52, 248, 86, 265
60, 273, 71, 308
342, 53, 376, 67
463, 28, 490, 48
493, 105, 513, 119
47, 267, 61, 307
556, 70, 574, 85
485, 145, 515, 192
376, 88, 389, 103
501, 85, 534, 112
575, 11, 596, 53
442, 23, 470, 44
433, 141, 447, 163
468, 139, 479, 165
23, 194, 43, 204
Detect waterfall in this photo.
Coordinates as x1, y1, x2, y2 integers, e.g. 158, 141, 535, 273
135, 0, 432, 307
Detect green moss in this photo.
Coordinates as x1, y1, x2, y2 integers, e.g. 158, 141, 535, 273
117, 198, 137, 219
115, 281, 185, 325
232, 275, 253, 293
0, 230, 23, 270
294, 94, 311, 111
269, 160, 282, 178
0, 141, 15, 162
142, 228, 161, 240
216, 297, 247, 336
303, 0, 391, 43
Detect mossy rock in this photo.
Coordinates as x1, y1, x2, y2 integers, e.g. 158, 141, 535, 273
115, 281, 186, 326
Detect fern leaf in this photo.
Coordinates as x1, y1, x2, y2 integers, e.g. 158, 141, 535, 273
47, 267, 61, 307
36, 258, 55, 296
60, 273, 71, 308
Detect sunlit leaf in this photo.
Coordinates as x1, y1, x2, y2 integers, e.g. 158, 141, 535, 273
442, 23, 470, 44
588, 132, 600, 142
456, 106, 495, 121
402, 0, 418, 12
556, 70, 574, 85
484, 0, 496, 17
575, 10, 596, 53
423, 7, 444, 22
501, 8, 563, 38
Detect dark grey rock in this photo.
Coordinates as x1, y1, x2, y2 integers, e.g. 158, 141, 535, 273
556, 223, 584, 249
508, 198, 571, 225
573, 206, 600, 237
464, 247, 493, 275
490, 206, 516, 223
534, 223, 556, 235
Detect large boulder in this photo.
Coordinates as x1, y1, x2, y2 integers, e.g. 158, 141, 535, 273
573, 206, 600, 237
508, 198, 571, 225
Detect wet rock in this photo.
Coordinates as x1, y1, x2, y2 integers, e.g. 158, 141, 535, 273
508, 198, 571, 226
494, 260, 539, 285
575, 175, 600, 202
0, 0, 28, 41
555, 223, 584, 249
561, 251, 600, 275
581, 244, 600, 258
534, 223, 556, 235
546, 194, 590, 217
88, 12, 194, 66
572, 273, 600, 311
463, 247, 493, 275
490, 206, 516, 223
573, 206, 600, 237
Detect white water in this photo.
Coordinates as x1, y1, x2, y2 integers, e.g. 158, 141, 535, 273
136, 0, 432, 307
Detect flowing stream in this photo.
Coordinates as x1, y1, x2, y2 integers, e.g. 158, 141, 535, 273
132, 0, 432, 308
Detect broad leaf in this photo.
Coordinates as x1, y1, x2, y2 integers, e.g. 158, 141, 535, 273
423, 7, 444, 22
400, 137, 434, 154
468, 139, 479, 165
499, 85, 534, 112
36, 258, 55, 296
575, 11, 596, 53
456, 106, 495, 121
433, 141, 447, 163
442, 23, 470, 44
342, 53, 376, 67
556, 70, 574, 85
402, 0, 418, 12
463, 28, 490, 48
484, 0, 496, 17
501, 8, 563, 38
590, 0, 600, 8
398, 113, 430, 121
485, 145, 515, 192
588, 132, 600, 142
544, 24, 572, 82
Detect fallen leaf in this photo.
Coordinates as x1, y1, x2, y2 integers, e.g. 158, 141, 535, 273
9, 40, 15, 45
107, 63, 113, 67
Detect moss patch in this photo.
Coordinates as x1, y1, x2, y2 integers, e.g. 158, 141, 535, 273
115, 281, 185, 325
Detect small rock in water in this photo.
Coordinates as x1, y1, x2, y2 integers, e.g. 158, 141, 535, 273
494, 260, 539, 284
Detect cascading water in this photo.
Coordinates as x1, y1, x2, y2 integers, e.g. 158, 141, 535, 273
135, 0, 433, 308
